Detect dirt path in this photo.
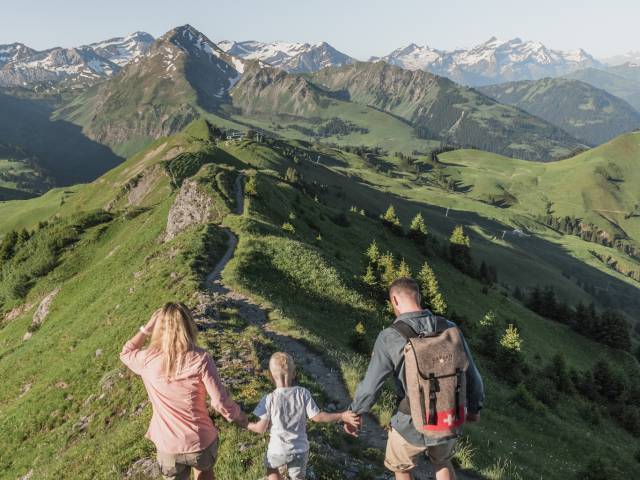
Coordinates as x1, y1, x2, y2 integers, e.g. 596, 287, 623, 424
205, 173, 470, 480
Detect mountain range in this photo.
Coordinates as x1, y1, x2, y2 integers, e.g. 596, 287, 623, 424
0, 32, 153, 89
55, 25, 583, 162
372, 37, 603, 86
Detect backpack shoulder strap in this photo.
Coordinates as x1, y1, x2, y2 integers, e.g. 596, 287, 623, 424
391, 320, 419, 340
432, 315, 449, 333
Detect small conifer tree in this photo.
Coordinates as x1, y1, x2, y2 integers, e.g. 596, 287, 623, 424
365, 240, 380, 265
409, 212, 428, 241
362, 264, 377, 288
245, 175, 258, 196
397, 258, 412, 279
417, 261, 447, 315
500, 324, 523, 352
382, 204, 402, 233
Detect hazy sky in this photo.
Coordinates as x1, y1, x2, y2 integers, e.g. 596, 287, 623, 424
2, 0, 638, 59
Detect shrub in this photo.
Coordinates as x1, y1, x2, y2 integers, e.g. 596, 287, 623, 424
579, 404, 602, 426
511, 383, 540, 412
349, 321, 369, 354
281, 222, 295, 234
330, 212, 350, 227
576, 459, 613, 480
245, 175, 258, 196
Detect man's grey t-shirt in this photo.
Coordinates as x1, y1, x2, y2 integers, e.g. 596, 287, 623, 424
253, 386, 321, 455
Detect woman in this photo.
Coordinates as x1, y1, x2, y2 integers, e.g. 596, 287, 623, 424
120, 302, 247, 480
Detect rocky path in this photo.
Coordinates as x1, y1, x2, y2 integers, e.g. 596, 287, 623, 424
203, 173, 469, 480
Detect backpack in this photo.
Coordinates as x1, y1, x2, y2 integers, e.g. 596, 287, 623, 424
392, 316, 469, 438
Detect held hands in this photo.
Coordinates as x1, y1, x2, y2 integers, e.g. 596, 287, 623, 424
342, 411, 362, 437
340, 410, 361, 428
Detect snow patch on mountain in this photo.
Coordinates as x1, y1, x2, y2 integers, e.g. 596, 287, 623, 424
85, 32, 154, 66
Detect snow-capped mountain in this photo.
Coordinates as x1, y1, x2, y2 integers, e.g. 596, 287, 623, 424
218, 40, 355, 73
0, 43, 37, 67
602, 52, 640, 66
0, 47, 120, 88
370, 43, 444, 71
0, 32, 154, 89
60, 25, 252, 149
84, 31, 154, 67
376, 37, 603, 86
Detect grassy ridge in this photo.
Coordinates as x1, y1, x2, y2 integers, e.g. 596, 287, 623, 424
1, 122, 639, 478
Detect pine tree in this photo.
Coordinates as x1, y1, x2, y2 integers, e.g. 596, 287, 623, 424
500, 324, 523, 352
408, 212, 428, 241
382, 204, 402, 234
245, 175, 258, 196
478, 310, 499, 356
513, 285, 524, 301
378, 251, 397, 287
397, 258, 412, 279
417, 261, 447, 315
0, 230, 19, 262
349, 321, 369, 353
365, 240, 380, 265
362, 264, 377, 289
480, 310, 497, 327
449, 225, 474, 275
450, 225, 470, 247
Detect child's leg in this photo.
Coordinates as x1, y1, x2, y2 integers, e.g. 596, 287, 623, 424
286, 451, 309, 480
266, 467, 282, 480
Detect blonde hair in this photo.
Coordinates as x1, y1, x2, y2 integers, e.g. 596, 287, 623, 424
148, 302, 198, 380
269, 352, 296, 386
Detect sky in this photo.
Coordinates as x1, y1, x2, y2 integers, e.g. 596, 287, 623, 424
2, 0, 639, 60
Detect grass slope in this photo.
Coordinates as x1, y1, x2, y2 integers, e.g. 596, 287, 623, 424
479, 78, 640, 146
1, 121, 639, 479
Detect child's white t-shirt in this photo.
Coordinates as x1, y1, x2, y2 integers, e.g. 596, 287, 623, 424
253, 386, 321, 455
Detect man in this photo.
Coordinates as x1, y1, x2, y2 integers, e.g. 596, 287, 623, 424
346, 277, 484, 480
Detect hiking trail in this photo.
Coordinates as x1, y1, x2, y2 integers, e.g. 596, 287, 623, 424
200, 173, 472, 480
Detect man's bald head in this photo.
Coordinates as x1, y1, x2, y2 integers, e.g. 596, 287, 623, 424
389, 277, 422, 315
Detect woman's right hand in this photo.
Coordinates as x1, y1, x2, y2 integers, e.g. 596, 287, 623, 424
144, 309, 162, 333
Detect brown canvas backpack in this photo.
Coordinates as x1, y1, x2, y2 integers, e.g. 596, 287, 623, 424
392, 316, 469, 438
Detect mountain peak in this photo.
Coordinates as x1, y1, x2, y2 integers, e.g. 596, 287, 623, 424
218, 39, 355, 73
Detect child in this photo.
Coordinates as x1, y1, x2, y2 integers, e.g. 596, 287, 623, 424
248, 352, 360, 480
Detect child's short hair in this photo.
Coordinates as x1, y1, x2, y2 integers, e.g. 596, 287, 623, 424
269, 352, 296, 384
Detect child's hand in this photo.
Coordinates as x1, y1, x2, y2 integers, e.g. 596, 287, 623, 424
247, 418, 269, 434
340, 410, 361, 428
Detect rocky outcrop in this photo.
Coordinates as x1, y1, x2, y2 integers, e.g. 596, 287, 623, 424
23, 288, 60, 340
164, 179, 213, 241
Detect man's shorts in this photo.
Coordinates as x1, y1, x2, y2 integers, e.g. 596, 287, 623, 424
384, 428, 456, 473
265, 450, 309, 480
156, 440, 219, 480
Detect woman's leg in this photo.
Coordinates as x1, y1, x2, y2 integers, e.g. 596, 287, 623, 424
192, 467, 214, 480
